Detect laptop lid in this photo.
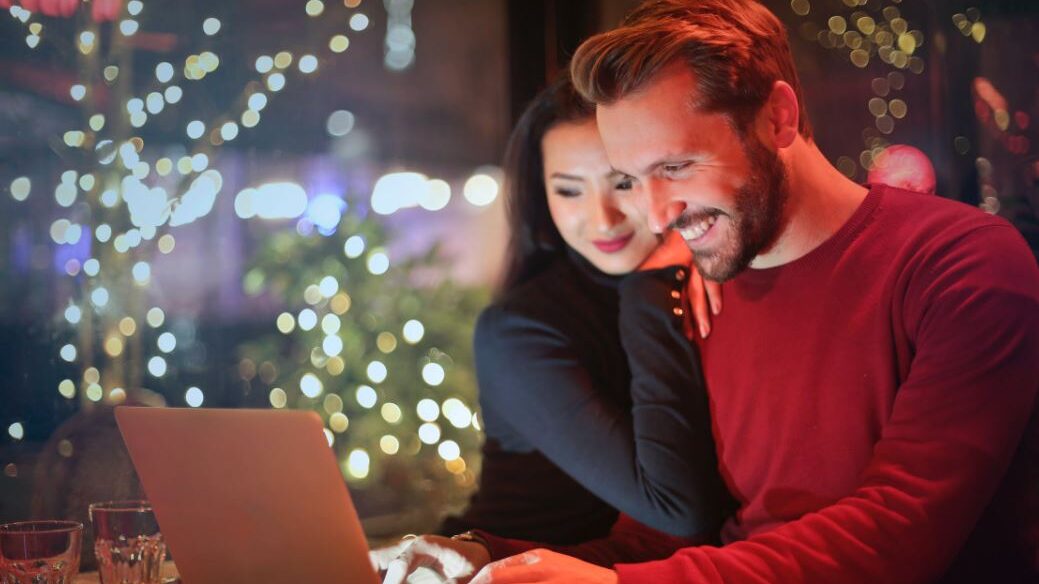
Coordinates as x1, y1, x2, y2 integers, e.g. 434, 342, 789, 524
115, 407, 379, 584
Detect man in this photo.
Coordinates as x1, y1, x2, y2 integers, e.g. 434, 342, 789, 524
378, 1, 1039, 582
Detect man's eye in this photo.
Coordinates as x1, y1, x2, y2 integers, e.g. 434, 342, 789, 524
664, 163, 690, 175
614, 178, 634, 191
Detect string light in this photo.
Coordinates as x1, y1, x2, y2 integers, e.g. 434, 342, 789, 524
148, 356, 168, 377
422, 362, 445, 386
202, 17, 221, 36
185, 387, 204, 407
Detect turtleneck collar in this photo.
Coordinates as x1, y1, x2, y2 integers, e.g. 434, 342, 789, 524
564, 245, 624, 291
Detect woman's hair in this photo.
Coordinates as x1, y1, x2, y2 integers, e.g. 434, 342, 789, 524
497, 74, 595, 295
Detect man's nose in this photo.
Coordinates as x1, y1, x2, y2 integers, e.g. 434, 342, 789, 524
644, 180, 687, 234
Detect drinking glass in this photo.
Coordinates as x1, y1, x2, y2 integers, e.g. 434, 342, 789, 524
0, 520, 83, 583
89, 501, 166, 584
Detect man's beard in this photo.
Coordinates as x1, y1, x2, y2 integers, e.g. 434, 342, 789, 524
694, 136, 789, 282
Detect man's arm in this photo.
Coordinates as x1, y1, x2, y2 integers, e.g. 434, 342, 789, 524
480, 225, 1039, 583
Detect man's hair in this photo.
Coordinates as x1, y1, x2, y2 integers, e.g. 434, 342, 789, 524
571, 0, 813, 139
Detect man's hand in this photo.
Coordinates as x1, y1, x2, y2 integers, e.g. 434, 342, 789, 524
370, 534, 491, 584
470, 549, 618, 584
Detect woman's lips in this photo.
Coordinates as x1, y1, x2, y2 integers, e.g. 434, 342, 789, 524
593, 232, 635, 253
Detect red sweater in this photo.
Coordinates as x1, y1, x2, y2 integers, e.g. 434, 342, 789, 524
483, 186, 1039, 582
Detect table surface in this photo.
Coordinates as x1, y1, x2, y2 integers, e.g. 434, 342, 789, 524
73, 562, 180, 583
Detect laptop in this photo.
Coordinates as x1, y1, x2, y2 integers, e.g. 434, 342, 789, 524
115, 407, 380, 584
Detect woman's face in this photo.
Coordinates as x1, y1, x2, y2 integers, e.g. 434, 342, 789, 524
542, 118, 659, 274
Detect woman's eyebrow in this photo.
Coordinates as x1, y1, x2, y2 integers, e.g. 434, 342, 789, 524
549, 172, 583, 180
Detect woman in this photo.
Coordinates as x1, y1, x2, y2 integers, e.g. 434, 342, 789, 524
373, 75, 732, 580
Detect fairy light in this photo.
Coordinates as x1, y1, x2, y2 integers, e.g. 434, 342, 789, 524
380, 435, 400, 455
248, 92, 268, 111
346, 449, 370, 479
421, 362, 445, 386
164, 85, 183, 103
343, 235, 365, 258
380, 403, 402, 424
60, 344, 77, 362
8, 423, 25, 441
349, 13, 369, 31
367, 251, 389, 275
185, 387, 204, 407
132, 261, 151, 284
266, 73, 286, 92
318, 276, 339, 297
255, 55, 274, 73
437, 440, 460, 461
416, 398, 439, 422
418, 422, 441, 444
376, 332, 397, 353
367, 361, 387, 383
202, 17, 221, 36
157, 332, 177, 353
305, 0, 325, 16
330, 35, 350, 53
91, 287, 110, 308
330, 412, 349, 432
300, 373, 323, 398
298, 55, 318, 74
356, 385, 377, 408
322, 335, 344, 357
148, 356, 167, 377
321, 314, 341, 335
298, 309, 317, 331
269, 387, 288, 408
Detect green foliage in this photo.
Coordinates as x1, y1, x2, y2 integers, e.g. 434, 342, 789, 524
240, 205, 490, 535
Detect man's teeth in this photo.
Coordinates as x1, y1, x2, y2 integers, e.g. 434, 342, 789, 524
679, 215, 717, 241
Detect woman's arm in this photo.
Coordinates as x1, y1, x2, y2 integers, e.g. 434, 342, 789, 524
475, 266, 731, 538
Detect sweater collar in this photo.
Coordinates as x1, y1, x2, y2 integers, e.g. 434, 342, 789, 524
565, 245, 624, 291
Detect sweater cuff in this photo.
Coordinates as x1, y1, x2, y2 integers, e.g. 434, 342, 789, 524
470, 529, 539, 561
618, 265, 688, 318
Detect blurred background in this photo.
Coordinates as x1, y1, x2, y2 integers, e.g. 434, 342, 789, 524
1, 0, 1037, 563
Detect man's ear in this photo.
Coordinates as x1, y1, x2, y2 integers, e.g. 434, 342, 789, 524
764, 80, 800, 149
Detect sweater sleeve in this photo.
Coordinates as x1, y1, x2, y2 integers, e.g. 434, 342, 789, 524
474, 266, 730, 538
614, 224, 1039, 583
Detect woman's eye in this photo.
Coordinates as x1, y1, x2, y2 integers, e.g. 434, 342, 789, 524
553, 188, 581, 198
614, 178, 634, 191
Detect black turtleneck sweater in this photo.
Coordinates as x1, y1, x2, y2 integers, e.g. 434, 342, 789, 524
440, 250, 732, 541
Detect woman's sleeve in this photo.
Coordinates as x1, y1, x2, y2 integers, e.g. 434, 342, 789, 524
475, 266, 731, 538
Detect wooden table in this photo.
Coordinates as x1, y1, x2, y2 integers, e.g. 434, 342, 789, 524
73, 562, 179, 583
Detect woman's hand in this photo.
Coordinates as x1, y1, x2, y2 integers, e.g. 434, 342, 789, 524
370, 534, 491, 584
639, 232, 723, 339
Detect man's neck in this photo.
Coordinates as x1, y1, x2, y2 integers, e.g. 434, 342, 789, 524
750, 139, 869, 270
